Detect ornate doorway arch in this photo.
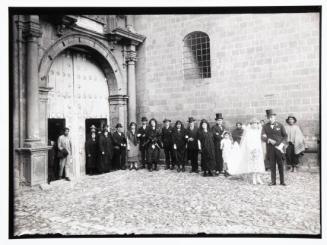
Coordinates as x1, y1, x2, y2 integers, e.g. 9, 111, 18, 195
38, 33, 124, 94
38, 33, 127, 178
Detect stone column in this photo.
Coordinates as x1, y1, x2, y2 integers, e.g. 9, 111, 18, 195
126, 45, 137, 124
23, 15, 42, 147
15, 15, 50, 187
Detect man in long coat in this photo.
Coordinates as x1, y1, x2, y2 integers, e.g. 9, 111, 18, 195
262, 109, 288, 186
98, 125, 114, 173
211, 113, 225, 175
185, 117, 199, 173
85, 125, 98, 175
137, 117, 148, 169
161, 118, 174, 170
112, 123, 127, 170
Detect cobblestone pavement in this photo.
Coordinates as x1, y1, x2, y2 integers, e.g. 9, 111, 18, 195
14, 167, 320, 236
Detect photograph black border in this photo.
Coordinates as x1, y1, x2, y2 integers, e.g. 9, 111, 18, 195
8, 5, 322, 239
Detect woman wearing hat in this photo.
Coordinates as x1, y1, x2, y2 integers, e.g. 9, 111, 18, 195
285, 115, 306, 172
98, 124, 114, 173
112, 123, 127, 170
172, 120, 187, 172
185, 117, 199, 173
127, 122, 140, 170
145, 118, 162, 171
85, 125, 98, 175
197, 119, 216, 176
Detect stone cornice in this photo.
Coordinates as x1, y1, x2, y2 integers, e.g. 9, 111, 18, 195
108, 27, 146, 46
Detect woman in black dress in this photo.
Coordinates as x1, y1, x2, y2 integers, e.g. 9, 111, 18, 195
172, 120, 187, 172
197, 119, 216, 176
145, 118, 162, 171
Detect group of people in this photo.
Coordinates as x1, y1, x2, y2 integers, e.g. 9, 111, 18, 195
50, 108, 306, 186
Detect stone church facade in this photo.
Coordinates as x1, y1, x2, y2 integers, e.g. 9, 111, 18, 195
11, 13, 320, 188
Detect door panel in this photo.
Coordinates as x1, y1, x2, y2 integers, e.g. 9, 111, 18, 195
48, 49, 110, 177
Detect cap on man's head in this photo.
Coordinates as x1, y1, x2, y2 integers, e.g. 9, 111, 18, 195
141, 117, 148, 122
116, 123, 123, 128
188, 117, 196, 123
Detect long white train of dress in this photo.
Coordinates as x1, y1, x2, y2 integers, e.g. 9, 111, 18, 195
228, 125, 265, 175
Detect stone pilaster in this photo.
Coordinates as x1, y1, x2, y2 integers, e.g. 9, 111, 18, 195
23, 15, 42, 147
126, 45, 137, 124
16, 15, 50, 187
109, 95, 129, 132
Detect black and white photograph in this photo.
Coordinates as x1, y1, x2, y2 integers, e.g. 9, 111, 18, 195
2, 0, 326, 241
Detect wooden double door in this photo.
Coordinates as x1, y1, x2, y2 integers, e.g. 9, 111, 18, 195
47, 48, 110, 177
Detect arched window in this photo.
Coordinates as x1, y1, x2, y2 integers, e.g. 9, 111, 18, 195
183, 31, 211, 80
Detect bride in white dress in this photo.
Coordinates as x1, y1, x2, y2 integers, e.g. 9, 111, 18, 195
229, 118, 265, 184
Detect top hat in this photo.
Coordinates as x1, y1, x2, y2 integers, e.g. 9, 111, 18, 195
265, 109, 276, 117
286, 114, 297, 124
141, 116, 148, 122
188, 117, 196, 123
90, 125, 97, 130
163, 118, 171, 123
115, 123, 123, 128
215, 113, 223, 120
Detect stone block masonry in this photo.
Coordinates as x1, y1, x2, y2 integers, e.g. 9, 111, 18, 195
134, 13, 320, 153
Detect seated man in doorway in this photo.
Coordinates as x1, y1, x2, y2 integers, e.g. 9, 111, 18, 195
57, 127, 72, 181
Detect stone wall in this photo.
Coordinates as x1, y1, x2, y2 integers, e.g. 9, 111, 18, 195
134, 13, 320, 151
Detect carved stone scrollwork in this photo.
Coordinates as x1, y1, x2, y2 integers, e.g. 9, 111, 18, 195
56, 15, 78, 37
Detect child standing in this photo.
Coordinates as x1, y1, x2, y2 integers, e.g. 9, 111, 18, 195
220, 132, 232, 177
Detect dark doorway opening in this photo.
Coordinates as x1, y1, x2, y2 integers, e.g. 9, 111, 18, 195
48, 118, 66, 182
85, 118, 108, 138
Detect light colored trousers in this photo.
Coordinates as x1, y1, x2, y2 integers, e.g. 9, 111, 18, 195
59, 156, 71, 178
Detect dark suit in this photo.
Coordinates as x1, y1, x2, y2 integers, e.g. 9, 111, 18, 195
262, 121, 288, 184
212, 124, 225, 172
98, 133, 114, 173
85, 133, 98, 175
185, 126, 199, 171
161, 126, 174, 168
112, 131, 127, 170
137, 125, 148, 168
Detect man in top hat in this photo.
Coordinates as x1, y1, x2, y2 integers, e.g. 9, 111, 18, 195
137, 117, 148, 169
212, 113, 225, 175
262, 109, 288, 186
284, 114, 306, 172
161, 118, 174, 170
85, 125, 98, 175
112, 123, 127, 170
185, 117, 199, 173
